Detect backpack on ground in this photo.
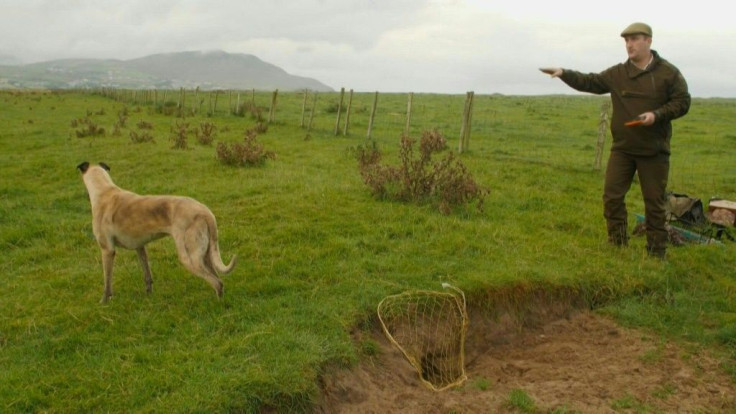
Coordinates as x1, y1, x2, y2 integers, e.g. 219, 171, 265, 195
665, 192, 705, 227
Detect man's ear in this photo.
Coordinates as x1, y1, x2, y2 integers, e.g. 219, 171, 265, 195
77, 161, 90, 173
99, 162, 110, 171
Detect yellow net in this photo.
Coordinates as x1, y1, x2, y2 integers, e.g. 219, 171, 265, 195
377, 283, 469, 391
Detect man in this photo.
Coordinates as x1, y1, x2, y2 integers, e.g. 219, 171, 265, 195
540, 22, 691, 259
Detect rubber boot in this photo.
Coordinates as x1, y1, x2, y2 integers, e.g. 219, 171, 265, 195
607, 223, 629, 247
646, 245, 667, 260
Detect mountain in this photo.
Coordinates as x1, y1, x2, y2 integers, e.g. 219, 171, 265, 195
0, 54, 22, 65
0, 50, 333, 91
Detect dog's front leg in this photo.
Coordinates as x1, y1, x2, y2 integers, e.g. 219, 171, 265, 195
136, 247, 154, 294
101, 249, 116, 303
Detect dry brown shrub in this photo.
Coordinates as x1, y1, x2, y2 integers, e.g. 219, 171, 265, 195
354, 129, 488, 214
216, 128, 275, 167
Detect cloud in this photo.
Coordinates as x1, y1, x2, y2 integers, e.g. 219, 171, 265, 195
1, 0, 735, 96
2, 0, 430, 61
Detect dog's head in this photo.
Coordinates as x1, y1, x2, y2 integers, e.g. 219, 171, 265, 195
77, 161, 110, 174
77, 162, 115, 197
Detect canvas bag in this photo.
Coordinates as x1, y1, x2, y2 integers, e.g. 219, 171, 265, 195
665, 192, 705, 227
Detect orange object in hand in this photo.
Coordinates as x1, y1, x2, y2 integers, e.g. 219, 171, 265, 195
625, 116, 645, 127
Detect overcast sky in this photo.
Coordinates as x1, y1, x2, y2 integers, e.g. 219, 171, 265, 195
2, 0, 735, 97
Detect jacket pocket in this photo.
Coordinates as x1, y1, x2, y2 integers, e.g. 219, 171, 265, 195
621, 90, 650, 99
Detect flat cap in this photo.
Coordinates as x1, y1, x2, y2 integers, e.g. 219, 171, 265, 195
621, 22, 652, 37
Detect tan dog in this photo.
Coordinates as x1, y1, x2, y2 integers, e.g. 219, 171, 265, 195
77, 162, 236, 303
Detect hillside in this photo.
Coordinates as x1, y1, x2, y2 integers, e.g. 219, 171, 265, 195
0, 50, 333, 91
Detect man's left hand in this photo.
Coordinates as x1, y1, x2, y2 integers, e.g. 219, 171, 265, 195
639, 112, 656, 125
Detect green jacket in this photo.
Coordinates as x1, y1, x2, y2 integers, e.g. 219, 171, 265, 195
560, 50, 690, 156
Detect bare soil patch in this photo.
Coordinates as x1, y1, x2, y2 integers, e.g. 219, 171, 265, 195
318, 308, 736, 413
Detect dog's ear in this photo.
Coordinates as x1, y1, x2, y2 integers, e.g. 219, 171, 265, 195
77, 162, 90, 173
99, 162, 110, 171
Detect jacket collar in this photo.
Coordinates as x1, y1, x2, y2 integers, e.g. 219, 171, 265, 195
626, 50, 660, 77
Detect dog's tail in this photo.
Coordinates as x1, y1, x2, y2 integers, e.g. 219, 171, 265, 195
206, 214, 237, 275
215, 253, 237, 275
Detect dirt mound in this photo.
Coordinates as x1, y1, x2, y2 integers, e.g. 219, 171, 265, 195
318, 310, 735, 413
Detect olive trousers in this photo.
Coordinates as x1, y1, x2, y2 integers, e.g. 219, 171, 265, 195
603, 151, 669, 256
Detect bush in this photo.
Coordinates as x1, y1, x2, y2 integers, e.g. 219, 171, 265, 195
232, 103, 265, 121
170, 121, 189, 149
73, 117, 105, 138
195, 122, 217, 146
354, 129, 488, 214
157, 101, 179, 116
216, 128, 275, 167
324, 102, 346, 114
130, 131, 154, 143
136, 120, 154, 130
251, 121, 268, 134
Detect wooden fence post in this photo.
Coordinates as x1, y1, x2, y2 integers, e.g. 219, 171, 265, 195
343, 89, 354, 136
334, 87, 345, 135
307, 92, 318, 134
367, 91, 378, 140
465, 91, 474, 150
300, 89, 309, 128
193, 87, 200, 114
458, 91, 474, 153
595, 102, 610, 170
404, 92, 414, 137
268, 89, 279, 123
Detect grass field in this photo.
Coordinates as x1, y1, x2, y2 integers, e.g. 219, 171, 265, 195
1, 89, 734, 412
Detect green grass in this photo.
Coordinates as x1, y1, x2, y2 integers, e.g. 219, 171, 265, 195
610, 393, 654, 412
506, 388, 537, 413
1, 90, 734, 412
471, 377, 492, 391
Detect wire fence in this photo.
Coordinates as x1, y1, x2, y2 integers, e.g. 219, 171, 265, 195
92, 87, 735, 201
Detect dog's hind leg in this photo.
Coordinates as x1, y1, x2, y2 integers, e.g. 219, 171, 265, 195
179, 250, 224, 298
197, 267, 224, 299
136, 247, 154, 294
101, 249, 116, 304
174, 223, 225, 298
